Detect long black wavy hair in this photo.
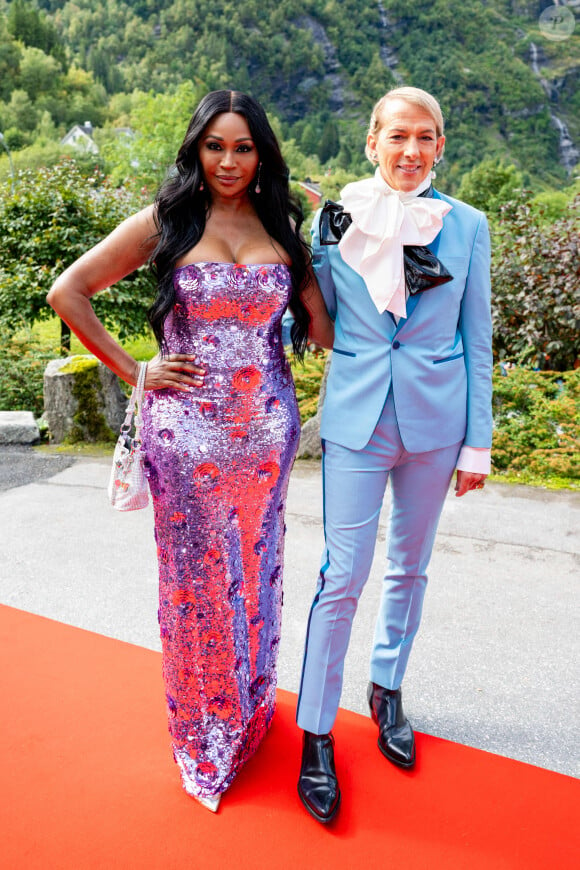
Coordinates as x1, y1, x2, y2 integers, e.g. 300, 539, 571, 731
148, 90, 311, 357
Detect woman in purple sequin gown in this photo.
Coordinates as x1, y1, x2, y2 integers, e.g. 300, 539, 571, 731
141, 261, 300, 804
48, 91, 334, 812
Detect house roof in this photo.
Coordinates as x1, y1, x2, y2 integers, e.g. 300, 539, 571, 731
60, 124, 98, 154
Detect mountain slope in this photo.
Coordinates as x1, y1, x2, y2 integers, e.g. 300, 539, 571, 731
1, 0, 578, 188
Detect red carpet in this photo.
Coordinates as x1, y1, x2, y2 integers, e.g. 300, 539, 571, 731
0, 605, 577, 869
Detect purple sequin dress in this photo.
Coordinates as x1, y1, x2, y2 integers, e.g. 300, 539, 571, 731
140, 262, 300, 802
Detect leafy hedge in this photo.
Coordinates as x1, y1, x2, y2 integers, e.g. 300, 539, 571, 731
0, 332, 54, 417
291, 352, 579, 487
290, 350, 328, 424
491, 194, 579, 372
492, 365, 579, 484
2, 337, 578, 488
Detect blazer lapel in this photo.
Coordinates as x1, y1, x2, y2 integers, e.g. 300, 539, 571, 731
392, 292, 421, 334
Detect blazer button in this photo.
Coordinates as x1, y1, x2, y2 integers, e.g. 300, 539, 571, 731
392, 340, 401, 349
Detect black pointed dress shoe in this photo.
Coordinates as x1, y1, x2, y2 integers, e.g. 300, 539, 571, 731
367, 682, 416, 769
297, 731, 341, 823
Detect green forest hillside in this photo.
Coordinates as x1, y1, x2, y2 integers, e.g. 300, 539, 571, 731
0, 0, 578, 191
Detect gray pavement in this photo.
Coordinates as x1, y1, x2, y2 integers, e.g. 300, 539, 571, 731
0, 447, 578, 778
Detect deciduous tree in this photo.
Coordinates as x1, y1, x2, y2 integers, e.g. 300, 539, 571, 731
0, 161, 154, 349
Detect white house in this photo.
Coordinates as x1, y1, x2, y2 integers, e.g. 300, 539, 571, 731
60, 122, 98, 154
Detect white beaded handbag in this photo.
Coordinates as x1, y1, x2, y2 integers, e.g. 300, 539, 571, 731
108, 361, 149, 511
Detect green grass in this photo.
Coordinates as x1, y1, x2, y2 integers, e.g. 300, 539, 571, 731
34, 441, 115, 457
487, 471, 578, 491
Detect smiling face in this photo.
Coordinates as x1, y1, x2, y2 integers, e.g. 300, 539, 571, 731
198, 112, 259, 200
367, 98, 445, 192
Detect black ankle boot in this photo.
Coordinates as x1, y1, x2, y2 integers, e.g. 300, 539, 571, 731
297, 731, 341, 823
367, 681, 416, 769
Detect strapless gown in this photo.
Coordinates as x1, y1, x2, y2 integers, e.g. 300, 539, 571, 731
140, 262, 300, 802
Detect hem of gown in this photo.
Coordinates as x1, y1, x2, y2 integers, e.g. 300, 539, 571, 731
172, 695, 276, 801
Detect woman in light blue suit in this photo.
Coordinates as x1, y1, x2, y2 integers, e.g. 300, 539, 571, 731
297, 87, 493, 823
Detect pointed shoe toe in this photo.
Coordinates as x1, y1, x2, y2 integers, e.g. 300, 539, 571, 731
195, 793, 221, 812
367, 681, 416, 769
378, 725, 416, 769
298, 780, 341, 824
297, 731, 341, 824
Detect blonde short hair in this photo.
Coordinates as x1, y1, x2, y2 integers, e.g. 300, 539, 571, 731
365, 87, 445, 164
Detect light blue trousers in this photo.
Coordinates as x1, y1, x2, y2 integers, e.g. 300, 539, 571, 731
296, 391, 461, 734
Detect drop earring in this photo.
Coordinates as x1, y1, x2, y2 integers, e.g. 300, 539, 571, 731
255, 163, 262, 194
199, 180, 204, 191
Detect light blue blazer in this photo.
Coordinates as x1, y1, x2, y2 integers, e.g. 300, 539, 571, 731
312, 190, 493, 454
